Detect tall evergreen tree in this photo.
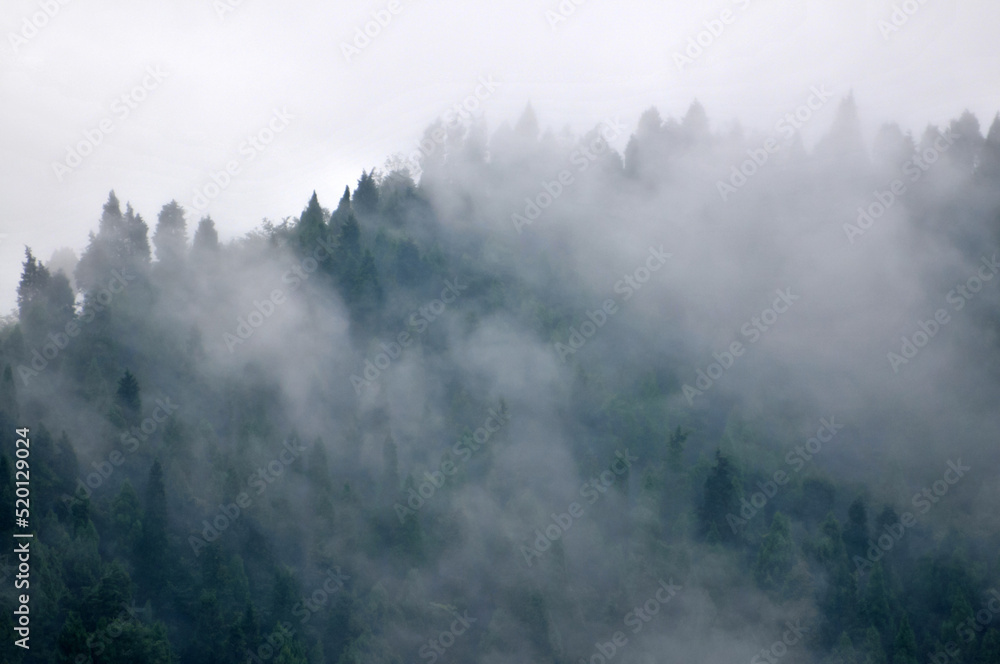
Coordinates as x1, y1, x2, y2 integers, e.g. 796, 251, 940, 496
844, 496, 869, 561
893, 615, 918, 664
754, 512, 795, 593
296, 191, 326, 251
17, 247, 50, 319
353, 170, 379, 215
123, 202, 152, 263
137, 460, 169, 603
192, 216, 220, 257
331, 185, 352, 228
152, 200, 188, 265
699, 450, 742, 544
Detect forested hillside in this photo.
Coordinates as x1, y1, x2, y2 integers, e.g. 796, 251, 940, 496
3, 100, 1000, 663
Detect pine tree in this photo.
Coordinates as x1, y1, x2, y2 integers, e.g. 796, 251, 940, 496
331, 185, 352, 228
192, 216, 220, 256
56, 611, 89, 664
754, 512, 795, 592
974, 628, 1000, 663
115, 369, 141, 422
152, 200, 188, 265
892, 615, 918, 664
861, 563, 892, 640
353, 170, 379, 215
137, 460, 169, 603
844, 496, 869, 561
17, 247, 74, 334
699, 450, 742, 544
110, 479, 143, 556
124, 202, 152, 262
17, 247, 50, 320
296, 191, 326, 251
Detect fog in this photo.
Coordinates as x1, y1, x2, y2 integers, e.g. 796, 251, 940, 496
3, 3, 1000, 663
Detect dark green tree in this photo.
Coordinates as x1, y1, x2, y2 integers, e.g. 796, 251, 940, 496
136, 460, 169, 603
974, 628, 1000, 663
754, 512, 795, 592
353, 170, 379, 215
17, 247, 50, 319
331, 185, 352, 228
56, 611, 89, 664
844, 496, 869, 561
892, 615, 918, 664
861, 563, 892, 639
296, 191, 326, 251
114, 369, 141, 425
698, 450, 742, 544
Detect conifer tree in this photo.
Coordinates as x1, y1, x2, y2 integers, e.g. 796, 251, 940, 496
192, 216, 220, 256
152, 200, 188, 265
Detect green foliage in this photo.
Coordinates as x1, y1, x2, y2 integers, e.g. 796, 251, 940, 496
353, 170, 379, 215
699, 450, 743, 544
754, 512, 795, 593
4, 159, 1000, 664
296, 191, 327, 252
114, 369, 141, 421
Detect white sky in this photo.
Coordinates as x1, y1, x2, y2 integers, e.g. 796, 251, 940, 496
1, 0, 999, 313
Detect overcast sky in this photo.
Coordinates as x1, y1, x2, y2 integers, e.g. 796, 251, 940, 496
1, 0, 998, 314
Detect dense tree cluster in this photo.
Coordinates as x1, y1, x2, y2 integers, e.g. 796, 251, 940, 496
2, 103, 1000, 663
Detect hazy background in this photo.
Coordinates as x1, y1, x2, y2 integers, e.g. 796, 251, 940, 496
1, 0, 998, 313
